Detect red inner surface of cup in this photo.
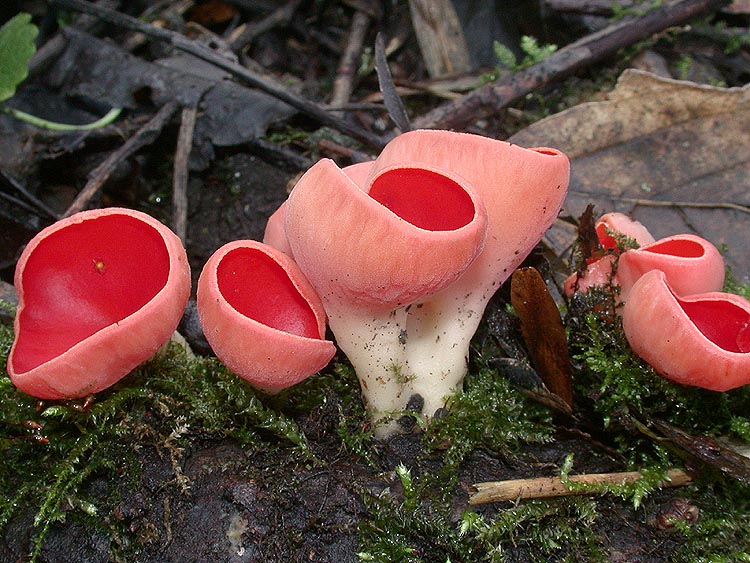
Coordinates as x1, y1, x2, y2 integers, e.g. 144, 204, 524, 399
680, 298, 750, 353
12, 214, 170, 372
369, 168, 476, 231
217, 247, 319, 339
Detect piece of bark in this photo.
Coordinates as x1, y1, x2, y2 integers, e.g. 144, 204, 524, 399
408, 0, 472, 78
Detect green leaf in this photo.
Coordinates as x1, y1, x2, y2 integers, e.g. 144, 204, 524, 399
0, 12, 39, 103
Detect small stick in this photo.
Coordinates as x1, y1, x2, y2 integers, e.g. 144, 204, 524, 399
62, 101, 178, 218
600, 194, 750, 216
229, 0, 301, 52
1, 170, 59, 220
172, 106, 197, 244
543, 0, 637, 16
469, 468, 692, 505
330, 10, 371, 110
317, 138, 372, 164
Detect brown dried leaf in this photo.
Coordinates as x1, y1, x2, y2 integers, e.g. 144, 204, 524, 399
510, 267, 574, 412
510, 69, 750, 279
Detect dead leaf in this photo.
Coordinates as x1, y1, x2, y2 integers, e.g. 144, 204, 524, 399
47, 28, 295, 169
510, 69, 750, 281
510, 267, 574, 411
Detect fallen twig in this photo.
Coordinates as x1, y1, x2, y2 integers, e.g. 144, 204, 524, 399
604, 195, 750, 216
50, 0, 387, 150
469, 468, 692, 505
1, 170, 59, 220
412, 0, 729, 130
228, 0, 301, 53
172, 106, 197, 244
62, 101, 179, 218
330, 9, 371, 110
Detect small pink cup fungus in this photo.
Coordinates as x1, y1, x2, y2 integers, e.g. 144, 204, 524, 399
616, 234, 725, 301
196, 240, 336, 393
281, 130, 569, 436
622, 270, 750, 391
595, 212, 656, 251
564, 212, 655, 297
8, 207, 191, 399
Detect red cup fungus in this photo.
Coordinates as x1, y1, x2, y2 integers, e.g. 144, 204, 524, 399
622, 270, 750, 391
564, 212, 655, 297
196, 240, 336, 393
616, 233, 725, 301
276, 130, 570, 436
8, 207, 191, 399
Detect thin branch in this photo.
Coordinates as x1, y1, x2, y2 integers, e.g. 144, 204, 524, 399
228, 0, 301, 53
49, 0, 387, 150
62, 102, 179, 218
469, 468, 692, 505
412, 0, 729, 130
330, 10, 371, 110
612, 196, 750, 215
1, 170, 60, 220
172, 106, 197, 244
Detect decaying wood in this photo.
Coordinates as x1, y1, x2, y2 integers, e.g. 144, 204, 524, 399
172, 106, 197, 244
469, 468, 692, 505
413, 0, 730, 130
49, 0, 387, 151
62, 102, 179, 218
330, 10, 371, 110
648, 418, 750, 485
408, 0, 472, 78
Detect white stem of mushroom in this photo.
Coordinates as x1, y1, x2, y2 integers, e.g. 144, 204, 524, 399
403, 294, 482, 419
325, 303, 414, 437
327, 290, 489, 439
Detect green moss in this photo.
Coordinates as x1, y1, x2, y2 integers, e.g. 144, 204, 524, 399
0, 329, 316, 561
671, 480, 750, 562
4, 269, 750, 562
424, 368, 553, 471
460, 497, 604, 563
559, 452, 674, 509
568, 289, 750, 449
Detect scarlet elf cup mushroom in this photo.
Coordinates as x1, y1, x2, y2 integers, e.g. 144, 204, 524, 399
564, 212, 725, 300
275, 130, 570, 436
622, 269, 750, 391
8, 208, 191, 399
196, 240, 336, 393
565, 211, 750, 392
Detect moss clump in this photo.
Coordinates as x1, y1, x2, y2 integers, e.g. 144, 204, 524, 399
567, 288, 750, 449
424, 367, 554, 471
3, 268, 750, 562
